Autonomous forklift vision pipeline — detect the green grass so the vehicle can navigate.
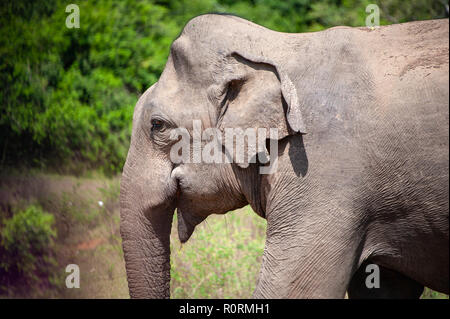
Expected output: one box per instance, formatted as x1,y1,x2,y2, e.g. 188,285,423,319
170,207,266,299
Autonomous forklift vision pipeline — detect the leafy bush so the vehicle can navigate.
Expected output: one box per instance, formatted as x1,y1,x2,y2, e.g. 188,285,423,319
0,205,56,276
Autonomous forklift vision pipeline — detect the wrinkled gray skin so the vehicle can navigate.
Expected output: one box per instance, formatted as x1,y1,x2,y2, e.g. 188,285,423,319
120,14,449,298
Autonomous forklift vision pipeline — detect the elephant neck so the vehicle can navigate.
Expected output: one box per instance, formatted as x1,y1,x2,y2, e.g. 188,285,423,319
258,135,309,222
233,135,308,220
232,163,267,219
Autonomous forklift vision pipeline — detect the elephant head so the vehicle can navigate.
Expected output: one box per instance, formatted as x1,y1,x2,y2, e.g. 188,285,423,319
120,14,306,298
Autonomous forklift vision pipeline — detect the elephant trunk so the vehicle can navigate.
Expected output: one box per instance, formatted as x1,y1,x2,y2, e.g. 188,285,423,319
120,198,174,298
120,144,177,298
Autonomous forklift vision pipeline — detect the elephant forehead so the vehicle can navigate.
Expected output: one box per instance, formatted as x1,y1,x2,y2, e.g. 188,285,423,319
145,84,213,129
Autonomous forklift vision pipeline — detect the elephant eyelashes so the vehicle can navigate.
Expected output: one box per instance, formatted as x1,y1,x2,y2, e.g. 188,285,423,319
151,119,164,131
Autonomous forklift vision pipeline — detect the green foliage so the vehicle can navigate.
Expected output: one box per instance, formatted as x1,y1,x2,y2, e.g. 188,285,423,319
0,0,178,174
0,205,56,276
0,0,447,173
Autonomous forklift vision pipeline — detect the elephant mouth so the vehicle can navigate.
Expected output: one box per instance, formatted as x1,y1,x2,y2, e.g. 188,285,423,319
175,191,207,243
175,207,204,243
173,180,205,243
171,165,212,243
175,178,199,244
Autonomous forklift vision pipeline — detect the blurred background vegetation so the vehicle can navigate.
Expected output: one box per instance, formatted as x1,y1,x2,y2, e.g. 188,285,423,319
1,0,448,174
0,0,448,299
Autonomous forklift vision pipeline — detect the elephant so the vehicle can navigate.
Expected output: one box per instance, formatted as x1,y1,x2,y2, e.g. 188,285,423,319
120,14,449,298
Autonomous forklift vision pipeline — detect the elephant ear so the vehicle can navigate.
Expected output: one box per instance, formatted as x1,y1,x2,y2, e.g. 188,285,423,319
213,52,306,167
229,51,306,134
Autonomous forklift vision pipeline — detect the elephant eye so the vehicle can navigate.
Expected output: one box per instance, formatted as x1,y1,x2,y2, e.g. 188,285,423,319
224,78,245,102
151,119,164,131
